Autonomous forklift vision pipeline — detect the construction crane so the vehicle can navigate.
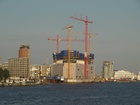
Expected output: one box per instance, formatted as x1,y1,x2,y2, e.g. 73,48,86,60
48,35,61,53
72,32,98,54
48,35,84,53
63,25,73,79
70,16,93,78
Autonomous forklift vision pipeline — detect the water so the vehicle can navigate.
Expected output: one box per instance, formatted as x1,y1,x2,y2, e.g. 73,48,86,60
0,82,140,105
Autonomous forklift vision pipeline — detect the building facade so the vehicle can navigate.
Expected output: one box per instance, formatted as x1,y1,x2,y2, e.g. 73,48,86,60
51,61,94,80
8,57,30,78
40,65,50,77
8,45,30,79
30,64,40,79
50,50,95,82
102,61,114,80
30,64,50,80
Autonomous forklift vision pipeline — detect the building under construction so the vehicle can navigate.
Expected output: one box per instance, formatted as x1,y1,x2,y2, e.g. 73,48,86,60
48,16,95,83
50,50,95,82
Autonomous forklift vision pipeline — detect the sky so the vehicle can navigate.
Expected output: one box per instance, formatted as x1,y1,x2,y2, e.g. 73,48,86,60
0,0,140,74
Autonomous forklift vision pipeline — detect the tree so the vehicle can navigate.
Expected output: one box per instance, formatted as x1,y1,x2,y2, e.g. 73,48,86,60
3,69,10,82
0,68,3,82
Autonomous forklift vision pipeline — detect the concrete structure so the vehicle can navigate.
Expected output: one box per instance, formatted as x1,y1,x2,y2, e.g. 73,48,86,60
102,61,114,80
114,70,134,80
51,60,94,80
8,57,30,78
50,50,95,82
18,45,30,58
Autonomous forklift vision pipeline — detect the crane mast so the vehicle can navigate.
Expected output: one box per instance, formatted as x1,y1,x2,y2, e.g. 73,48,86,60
48,35,60,53
70,16,93,78
64,25,73,79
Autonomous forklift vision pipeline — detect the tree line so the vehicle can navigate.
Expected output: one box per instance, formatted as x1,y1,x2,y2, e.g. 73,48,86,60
0,68,10,82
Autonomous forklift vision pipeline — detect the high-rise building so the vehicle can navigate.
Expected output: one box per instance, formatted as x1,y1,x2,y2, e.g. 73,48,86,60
102,61,114,79
8,45,30,79
8,57,30,78
18,45,30,58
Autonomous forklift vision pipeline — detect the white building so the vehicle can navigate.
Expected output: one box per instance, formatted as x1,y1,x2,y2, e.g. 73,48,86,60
137,71,140,80
30,64,40,79
30,64,50,79
114,70,134,80
40,65,50,77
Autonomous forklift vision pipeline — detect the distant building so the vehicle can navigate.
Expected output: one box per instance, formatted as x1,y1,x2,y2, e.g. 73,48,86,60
8,57,30,78
114,70,134,80
1,62,8,70
30,64,50,80
30,64,40,79
8,45,30,79
40,65,50,77
137,71,140,80
102,61,114,79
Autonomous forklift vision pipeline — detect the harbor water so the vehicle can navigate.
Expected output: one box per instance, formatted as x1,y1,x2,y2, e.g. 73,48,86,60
0,82,140,105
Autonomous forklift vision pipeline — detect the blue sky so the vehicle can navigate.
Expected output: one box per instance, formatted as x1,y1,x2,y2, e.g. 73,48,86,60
0,0,140,74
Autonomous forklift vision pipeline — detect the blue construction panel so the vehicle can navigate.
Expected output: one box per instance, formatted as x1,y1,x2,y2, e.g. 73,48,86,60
73,50,77,56
61,50,68,56
56,53,62,60
90,54,94,59
79,53,84,59
92,54,94,59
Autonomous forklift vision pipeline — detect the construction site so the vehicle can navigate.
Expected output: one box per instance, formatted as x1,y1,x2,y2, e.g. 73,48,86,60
47,16,96,83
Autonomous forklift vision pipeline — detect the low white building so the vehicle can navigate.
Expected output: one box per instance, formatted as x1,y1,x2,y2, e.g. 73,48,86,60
30,64,40,79
114,70,134,80
30,64,50,79
137,71,140,80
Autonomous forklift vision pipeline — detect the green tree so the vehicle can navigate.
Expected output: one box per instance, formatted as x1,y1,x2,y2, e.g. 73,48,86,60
0,68,3,82
3,69,10,82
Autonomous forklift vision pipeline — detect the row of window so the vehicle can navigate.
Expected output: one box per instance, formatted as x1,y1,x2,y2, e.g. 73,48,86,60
77,67,93,71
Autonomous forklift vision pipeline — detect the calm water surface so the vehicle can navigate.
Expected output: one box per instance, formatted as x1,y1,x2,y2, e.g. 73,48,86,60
0,82,140,105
